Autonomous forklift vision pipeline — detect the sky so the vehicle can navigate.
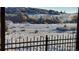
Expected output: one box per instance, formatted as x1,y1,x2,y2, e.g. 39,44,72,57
36,7,78,13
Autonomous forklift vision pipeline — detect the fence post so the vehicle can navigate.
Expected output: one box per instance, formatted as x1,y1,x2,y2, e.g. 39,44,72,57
76,7,79,51
45,35,48,51
1,7,5,51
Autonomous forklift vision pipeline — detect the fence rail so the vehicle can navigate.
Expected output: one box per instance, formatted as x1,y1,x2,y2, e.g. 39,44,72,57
0,33,77,51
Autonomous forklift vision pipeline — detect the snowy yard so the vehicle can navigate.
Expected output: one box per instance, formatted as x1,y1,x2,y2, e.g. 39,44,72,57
5,23,77,51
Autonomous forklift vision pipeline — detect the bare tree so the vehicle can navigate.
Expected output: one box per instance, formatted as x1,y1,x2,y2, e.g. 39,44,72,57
18,12,29,23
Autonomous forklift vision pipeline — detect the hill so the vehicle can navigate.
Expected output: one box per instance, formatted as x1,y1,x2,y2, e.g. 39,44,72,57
5,7,65,15
5,7,77,24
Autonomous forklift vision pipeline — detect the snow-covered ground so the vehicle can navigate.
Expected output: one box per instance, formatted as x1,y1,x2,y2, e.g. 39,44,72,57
6,21,77,33
5,22,77,51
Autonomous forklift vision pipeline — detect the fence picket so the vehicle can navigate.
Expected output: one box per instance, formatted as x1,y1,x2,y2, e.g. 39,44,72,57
3,33,76,51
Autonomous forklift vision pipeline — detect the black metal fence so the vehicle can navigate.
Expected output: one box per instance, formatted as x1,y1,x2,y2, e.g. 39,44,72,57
0,33,76,51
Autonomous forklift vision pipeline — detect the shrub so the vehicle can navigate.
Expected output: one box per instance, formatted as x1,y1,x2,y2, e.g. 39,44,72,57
35,30,38,33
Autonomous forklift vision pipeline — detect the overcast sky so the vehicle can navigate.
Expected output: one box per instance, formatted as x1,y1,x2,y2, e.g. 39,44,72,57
36,7,78,13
